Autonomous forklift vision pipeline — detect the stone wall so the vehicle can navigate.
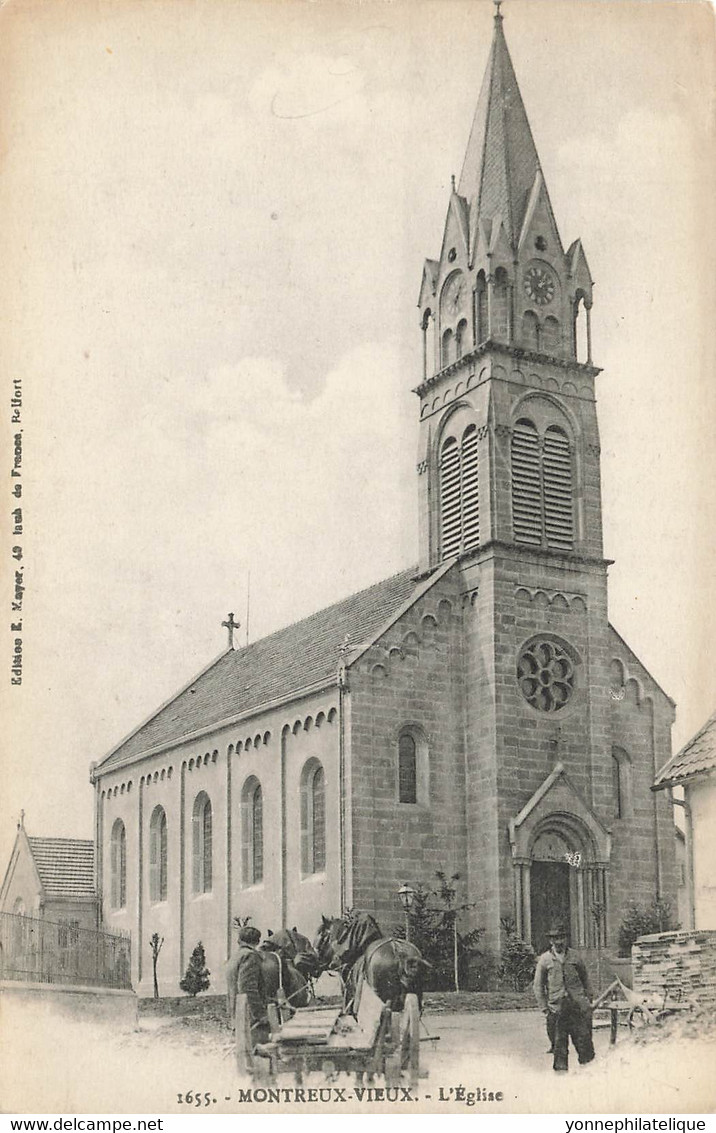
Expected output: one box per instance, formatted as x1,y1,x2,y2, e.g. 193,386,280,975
0,980,138,1027
632,929,716,1011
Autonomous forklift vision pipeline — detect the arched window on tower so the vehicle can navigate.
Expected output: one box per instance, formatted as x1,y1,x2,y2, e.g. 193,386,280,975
241,777,263,886
192,791,212,894
511,417,574,551
149,806,168,903
300,760,326,875
441,328,454,368
439,424,480,559
475,272,488,344
542,315,560,355
455,318,468,360
110,818,127,910
574,293,589,363
421,308,435,381
493,267,510,340
521,310,540,351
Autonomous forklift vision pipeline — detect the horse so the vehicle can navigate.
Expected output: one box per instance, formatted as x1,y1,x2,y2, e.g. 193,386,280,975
262,927,322,984
314,911,429,1013
226,927,318,1031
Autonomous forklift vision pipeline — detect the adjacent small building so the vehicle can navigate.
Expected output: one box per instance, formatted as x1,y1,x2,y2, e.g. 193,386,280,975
0,819,98,930
0,819,133,991
654,712,716,931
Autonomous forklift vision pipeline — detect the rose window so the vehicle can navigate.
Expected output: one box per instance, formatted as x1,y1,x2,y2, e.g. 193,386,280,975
517,638,576,712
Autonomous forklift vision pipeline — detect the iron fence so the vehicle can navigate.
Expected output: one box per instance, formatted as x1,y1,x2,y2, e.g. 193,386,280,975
0,911,132,990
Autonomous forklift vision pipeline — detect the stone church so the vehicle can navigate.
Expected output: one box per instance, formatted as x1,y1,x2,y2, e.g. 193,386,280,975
90,9,677,996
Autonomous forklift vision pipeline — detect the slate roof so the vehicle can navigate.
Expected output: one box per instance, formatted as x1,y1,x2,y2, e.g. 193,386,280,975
98,566,423,771
458,11,544,249
28,837,95,899
654,711,716,789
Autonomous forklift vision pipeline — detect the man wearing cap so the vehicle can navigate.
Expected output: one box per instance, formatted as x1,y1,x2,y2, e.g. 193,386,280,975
533,920,595,1072
226,925,270,1045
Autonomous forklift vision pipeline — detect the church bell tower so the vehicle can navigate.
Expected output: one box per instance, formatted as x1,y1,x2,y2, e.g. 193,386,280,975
416,6,623,952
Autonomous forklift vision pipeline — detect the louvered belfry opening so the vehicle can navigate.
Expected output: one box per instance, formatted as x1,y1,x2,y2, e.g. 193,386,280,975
543,426,574,550
439,424,480,559
511,418,574,550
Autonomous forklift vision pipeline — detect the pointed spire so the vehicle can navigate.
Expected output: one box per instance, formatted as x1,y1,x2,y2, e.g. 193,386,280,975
459,7,546,250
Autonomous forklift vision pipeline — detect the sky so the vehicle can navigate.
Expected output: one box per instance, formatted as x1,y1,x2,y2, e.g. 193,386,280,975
1,0,715,872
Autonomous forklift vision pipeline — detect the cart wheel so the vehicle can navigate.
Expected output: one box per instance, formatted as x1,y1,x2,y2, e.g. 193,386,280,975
235,993,255,1077
400,994,420,1088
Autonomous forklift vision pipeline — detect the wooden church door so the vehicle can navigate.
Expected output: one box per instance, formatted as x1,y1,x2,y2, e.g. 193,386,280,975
530,860,571,953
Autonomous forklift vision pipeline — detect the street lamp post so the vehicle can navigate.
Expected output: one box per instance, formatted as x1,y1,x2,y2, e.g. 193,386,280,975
398,882,415,943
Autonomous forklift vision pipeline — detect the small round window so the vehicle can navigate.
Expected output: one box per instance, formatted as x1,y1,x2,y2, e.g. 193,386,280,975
517,637,577,712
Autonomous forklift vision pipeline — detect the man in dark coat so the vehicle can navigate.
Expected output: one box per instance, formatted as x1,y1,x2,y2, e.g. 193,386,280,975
226,925,270,1045
533,920,595,1072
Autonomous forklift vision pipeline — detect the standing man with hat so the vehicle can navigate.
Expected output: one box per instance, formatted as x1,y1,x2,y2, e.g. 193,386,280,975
226,925,270,1045
533,920,595,1072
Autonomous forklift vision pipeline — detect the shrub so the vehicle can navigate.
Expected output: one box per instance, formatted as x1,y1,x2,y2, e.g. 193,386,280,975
465,948,501,991
500,929,536,991
180,941,211,996
617,898,678,957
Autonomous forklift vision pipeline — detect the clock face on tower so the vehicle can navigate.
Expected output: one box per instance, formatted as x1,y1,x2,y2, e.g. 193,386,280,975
443,274,466,317
523,265,556,306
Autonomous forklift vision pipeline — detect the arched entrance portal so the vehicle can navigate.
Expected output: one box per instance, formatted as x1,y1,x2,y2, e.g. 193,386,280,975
508,764,612,952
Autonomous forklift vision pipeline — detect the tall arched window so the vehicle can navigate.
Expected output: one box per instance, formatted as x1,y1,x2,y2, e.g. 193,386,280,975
397,727,428,806
440,423,480,559
149,806,168,903
110,819,127,910
398,734,417,804
300,760,326,875
611,747,631,818
511,418,574,551
241,778,263,886
192,792,212,894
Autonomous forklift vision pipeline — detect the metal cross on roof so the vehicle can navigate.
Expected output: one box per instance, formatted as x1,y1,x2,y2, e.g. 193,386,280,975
222,612,240,650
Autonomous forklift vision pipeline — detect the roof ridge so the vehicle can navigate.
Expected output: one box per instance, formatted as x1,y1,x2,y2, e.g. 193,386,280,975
230,564,419,659
96,563,421,773
28,836,93,846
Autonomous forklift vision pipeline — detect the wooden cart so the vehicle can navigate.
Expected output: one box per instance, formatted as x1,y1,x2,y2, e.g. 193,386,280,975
235,984,422,1087
592,976,703,1044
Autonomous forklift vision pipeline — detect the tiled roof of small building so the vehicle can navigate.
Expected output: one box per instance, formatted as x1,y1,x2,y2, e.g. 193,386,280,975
28,837,95,899
98,565,423,771
654,711,716,788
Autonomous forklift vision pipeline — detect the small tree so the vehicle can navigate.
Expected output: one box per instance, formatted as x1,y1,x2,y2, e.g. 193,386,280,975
618,898,677,957
149,933,164,1000
180,941,211,996
394,871,485,991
